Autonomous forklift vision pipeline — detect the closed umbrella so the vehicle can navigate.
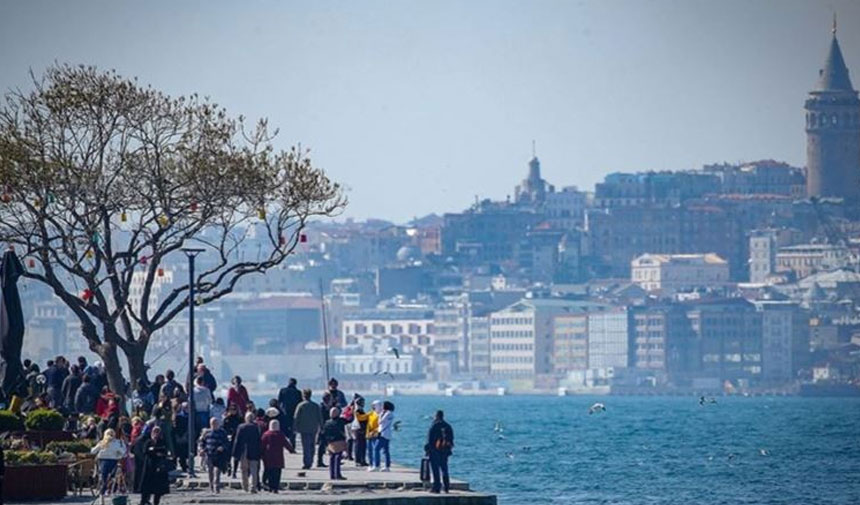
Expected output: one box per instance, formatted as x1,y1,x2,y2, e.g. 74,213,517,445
0,250,26,401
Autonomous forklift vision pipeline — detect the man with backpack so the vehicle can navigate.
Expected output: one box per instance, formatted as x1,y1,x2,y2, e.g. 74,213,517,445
425,410,454,494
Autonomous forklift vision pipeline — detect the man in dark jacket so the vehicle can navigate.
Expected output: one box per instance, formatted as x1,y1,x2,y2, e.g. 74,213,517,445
292,389,322,470
61,365,82,413
277,378,301,447
233,412,262,493
74,374,98,415
425,410,454,494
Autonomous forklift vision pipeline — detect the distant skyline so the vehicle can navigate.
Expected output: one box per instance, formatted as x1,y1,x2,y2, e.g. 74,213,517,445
1,0,859,222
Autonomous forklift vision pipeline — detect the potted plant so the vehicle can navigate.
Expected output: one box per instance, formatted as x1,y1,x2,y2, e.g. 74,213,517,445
2,450,67,501
24,409,71,447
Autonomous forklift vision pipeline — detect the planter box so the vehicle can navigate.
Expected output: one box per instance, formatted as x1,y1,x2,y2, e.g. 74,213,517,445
2,464,67,501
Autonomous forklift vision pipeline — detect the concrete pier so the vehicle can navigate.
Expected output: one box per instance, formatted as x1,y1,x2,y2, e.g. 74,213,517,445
168,449,495,504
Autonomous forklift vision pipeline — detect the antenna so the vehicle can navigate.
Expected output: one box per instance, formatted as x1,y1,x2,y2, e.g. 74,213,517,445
833,12,837,35
531,139,536,158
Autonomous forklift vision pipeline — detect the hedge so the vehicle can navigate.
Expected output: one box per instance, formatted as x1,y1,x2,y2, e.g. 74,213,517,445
24,409,65,431
0,410,25,432
45,439,94,454
4,450,59,466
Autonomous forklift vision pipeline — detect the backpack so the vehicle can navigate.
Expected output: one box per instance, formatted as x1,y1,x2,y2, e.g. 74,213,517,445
434,425,452,451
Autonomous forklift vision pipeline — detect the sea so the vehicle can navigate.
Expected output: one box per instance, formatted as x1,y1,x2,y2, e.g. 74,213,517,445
253,395,860,505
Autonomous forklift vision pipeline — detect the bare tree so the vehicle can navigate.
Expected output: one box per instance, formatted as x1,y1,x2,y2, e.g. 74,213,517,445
0,64,345,395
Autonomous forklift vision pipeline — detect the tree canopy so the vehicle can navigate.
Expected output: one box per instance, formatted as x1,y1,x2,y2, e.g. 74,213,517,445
0,64,345,394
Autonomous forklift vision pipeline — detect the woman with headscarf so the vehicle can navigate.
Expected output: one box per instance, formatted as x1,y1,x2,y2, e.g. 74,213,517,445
260,419,294,493
139,425,170,505
90,428,128,496
322,407,348,480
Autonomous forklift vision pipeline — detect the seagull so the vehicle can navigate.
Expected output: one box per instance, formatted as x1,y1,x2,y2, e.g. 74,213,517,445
699,396,706,406
759,449,769,457
496,434,506,441
504,452,515,460
387,347,400,359
373,370,396,380
588,402,606,415
493,421,504,433
727,453,736,462
520,446,532,452
393,420,402,432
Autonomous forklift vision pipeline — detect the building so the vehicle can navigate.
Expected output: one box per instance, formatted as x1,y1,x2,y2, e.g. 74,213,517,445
587,307,630,369
705,161,806,197
442,200,541,265
753,301,810,384
630,304,697,382
551,313,589,373
332,351,425,380
467,312,492,376
341,308,435,372
775,243,851,279
544,186,587,230
515,153,554,206
805,21,860,200
686,299,763,383
631,253,730,293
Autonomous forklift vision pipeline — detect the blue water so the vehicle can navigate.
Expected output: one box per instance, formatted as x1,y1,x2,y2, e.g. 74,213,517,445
256,395,860,505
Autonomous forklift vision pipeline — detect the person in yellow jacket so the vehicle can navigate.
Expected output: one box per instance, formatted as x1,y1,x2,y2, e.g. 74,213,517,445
359,400,382,471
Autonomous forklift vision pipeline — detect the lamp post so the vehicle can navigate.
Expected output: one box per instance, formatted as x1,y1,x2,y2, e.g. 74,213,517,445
181,247,204,477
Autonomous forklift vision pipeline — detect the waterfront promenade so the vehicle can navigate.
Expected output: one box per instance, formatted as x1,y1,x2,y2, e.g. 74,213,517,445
20,449,495,505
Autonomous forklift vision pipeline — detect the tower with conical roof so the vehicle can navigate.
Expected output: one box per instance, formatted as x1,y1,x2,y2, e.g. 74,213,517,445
514,141,554,206
805,16,860,200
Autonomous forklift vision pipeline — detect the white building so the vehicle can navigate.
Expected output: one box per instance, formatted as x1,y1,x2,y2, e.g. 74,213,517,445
332,351,424,379
341,308,435,373
631,253,729,292
776,243,851,280
544,186,587,230
489,298,608,378
587,307,629,369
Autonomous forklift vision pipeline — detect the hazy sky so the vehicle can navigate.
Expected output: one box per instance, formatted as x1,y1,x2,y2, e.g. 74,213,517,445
1,1,859,222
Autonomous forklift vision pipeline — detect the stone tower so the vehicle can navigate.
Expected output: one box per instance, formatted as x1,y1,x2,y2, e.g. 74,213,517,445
805,18,860,200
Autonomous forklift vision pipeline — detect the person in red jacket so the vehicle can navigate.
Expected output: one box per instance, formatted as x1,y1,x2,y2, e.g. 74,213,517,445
260,420,294,493
227,376,249,413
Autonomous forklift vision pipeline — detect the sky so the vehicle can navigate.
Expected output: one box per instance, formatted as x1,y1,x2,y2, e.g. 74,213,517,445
1,0,859,223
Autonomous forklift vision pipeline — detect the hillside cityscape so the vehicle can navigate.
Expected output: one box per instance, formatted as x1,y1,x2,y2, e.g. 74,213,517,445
16,23,860,399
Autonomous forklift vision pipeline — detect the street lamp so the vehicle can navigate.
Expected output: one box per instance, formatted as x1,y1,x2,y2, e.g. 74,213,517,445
181,247,204,477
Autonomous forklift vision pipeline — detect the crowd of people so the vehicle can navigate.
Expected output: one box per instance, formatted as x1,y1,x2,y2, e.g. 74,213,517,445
10,354,456,498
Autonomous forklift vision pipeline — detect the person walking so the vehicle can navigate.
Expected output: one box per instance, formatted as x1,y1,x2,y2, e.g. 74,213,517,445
425,410,454,494
363,400,381,471
202,417,230,493
292,389,322,470
139,426,170,505
277,378,302,447
322,407,348,480
227,376,249,414
261,419,294,493
374,401,395,472
233,412,262,493
90,428,127,496
192,377,212,436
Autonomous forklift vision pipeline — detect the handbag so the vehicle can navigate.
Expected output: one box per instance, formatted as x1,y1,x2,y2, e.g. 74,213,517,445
420,457,431,483
327,440,348,454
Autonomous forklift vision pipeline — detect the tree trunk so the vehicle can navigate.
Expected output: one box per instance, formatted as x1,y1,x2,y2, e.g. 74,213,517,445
95,342,126,401
125,345,147,392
